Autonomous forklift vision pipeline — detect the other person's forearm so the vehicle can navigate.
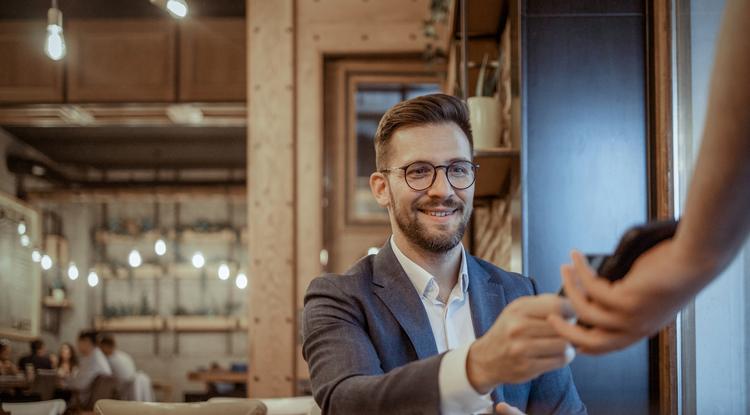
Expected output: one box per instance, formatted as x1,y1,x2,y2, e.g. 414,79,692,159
674,0,750,279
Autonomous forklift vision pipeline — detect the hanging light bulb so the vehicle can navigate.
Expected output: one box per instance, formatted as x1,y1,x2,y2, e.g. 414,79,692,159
44,0,66,61
128,249,142,268
191,252,205,269
235,272,248,289
31,250,42,263
17,220,26,235
87,270,99,287
217,263,230,280
41,254,53,270
67,262,79,280
150,0,188,19
154,239,167,256
20,235,30,247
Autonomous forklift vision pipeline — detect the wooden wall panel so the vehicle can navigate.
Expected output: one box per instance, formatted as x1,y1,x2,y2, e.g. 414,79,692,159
179,18,246,102
246,0,296,398
66,20,175,102
0,21,63,103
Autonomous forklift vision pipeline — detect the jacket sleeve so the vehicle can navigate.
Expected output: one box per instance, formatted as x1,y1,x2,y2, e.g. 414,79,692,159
303,277,444,415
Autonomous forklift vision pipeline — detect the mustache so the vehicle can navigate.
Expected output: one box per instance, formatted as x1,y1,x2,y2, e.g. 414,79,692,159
415,197,464,211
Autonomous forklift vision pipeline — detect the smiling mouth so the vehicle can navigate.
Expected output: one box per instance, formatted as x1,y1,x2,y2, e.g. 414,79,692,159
419,209,458,217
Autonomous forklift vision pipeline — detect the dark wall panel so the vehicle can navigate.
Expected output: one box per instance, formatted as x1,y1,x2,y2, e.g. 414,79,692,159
522,1,652,414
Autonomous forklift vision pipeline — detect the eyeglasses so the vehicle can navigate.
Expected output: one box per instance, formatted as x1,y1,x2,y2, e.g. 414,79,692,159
380,160,479,191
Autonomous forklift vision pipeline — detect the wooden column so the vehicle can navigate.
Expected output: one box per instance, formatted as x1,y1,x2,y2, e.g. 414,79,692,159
247,0,297,397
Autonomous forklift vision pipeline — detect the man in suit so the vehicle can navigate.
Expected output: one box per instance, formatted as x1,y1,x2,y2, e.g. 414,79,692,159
303,93,585,414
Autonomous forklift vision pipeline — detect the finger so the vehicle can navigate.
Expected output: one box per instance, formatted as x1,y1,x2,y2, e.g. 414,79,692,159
561,266,627,330
524,338,570,358
513,293,575,319
510,319,560,338
495,402,526,415
570,251,629,311
547,313,631,354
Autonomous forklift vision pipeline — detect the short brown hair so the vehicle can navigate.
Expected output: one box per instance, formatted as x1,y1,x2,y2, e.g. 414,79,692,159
374,93,473,170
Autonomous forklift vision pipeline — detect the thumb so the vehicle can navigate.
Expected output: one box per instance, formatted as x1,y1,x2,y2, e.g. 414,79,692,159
495,402,526,415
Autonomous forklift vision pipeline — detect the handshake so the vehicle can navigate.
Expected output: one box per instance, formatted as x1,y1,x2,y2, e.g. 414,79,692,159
467,294,576,394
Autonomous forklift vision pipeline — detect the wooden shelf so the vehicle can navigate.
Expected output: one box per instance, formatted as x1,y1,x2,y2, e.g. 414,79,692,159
95,229,164,245
42,297,72,309
473,147,519,198
179,229,237,244
168,316,240,332
95,316,165,332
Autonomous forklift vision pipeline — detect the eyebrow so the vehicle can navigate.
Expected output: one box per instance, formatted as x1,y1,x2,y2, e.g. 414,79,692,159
399,157,473,166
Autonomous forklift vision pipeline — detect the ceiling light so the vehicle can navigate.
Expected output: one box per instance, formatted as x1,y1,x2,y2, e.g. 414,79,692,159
191,252,205,269
150,0,189,19
44,1,66,60
128,249,142,268
31,250,42,262
218,263,230,280
67,262,79,280
20,235,30,247
41,255,53,270
154,239,167,256
235,272,247,289
87,271,99,287
17,220,26,235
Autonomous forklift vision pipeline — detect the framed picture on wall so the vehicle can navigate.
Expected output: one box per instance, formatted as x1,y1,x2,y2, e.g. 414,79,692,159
0,191,41,340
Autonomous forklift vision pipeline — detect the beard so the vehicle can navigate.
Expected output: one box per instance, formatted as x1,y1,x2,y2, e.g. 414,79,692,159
390,188,472,254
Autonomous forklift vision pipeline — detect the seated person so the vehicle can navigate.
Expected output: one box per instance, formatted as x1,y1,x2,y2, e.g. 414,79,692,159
65,330,112,404
303,94,585,414
18,339,53,371
99,335,136,400
0,339,19,376
56,342,78,380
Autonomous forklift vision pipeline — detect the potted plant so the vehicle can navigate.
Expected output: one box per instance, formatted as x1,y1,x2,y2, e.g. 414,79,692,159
467,53,503,149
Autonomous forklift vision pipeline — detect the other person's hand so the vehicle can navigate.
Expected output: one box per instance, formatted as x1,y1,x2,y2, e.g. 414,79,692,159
548,242,707,354
467,294,576,392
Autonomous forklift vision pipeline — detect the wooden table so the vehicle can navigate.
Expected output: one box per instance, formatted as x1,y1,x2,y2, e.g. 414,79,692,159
187,371,247,384
0,375,29,389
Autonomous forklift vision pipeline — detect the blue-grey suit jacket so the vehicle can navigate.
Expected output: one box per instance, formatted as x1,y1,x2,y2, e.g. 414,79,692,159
303,242,586,414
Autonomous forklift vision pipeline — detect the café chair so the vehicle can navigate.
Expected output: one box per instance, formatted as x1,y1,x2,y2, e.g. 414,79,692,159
0,399,66,415
93,399,267,415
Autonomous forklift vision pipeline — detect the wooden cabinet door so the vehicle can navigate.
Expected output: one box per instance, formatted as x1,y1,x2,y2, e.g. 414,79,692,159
66,19,176,102
179,18,246,102
0,21,64,103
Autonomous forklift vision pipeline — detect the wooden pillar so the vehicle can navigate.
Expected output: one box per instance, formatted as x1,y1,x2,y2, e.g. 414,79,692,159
246,0,297,397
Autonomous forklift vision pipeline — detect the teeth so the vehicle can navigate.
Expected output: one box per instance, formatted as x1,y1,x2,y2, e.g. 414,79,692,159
426,211,452,217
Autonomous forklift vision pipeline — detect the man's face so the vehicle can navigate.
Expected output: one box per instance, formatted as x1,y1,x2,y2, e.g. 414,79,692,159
373,122,474,253
77,339,93,356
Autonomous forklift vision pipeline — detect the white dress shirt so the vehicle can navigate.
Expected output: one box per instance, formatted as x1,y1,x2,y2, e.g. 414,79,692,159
390,237,493,415
66,347,112,404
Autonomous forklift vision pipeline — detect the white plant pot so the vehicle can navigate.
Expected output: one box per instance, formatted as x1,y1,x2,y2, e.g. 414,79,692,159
467,96,502,149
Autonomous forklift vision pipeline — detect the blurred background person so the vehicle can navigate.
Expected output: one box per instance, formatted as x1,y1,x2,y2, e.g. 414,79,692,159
99,334,136,400
55,342,78,380
17,339,53,372
0,339,19,376
64,330,112,404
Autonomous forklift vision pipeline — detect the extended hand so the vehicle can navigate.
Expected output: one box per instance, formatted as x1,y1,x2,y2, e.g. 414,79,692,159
467,294,576,392
548,241,706,354
495,402,526,415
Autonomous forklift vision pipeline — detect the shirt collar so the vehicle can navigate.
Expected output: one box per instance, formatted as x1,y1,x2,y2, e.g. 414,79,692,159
389,236,469,301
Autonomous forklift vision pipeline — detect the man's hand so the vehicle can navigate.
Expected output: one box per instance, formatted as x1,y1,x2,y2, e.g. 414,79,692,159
495,402,526,415
548,241,708,354
466,294,576,392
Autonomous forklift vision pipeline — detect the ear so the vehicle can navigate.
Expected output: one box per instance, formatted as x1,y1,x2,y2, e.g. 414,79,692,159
370,172,391,208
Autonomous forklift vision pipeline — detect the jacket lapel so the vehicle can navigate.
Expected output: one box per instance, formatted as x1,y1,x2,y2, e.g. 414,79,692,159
467,255,508,403
372,242,438,360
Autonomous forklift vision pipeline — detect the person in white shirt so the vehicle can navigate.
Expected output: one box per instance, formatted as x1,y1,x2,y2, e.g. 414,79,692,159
303,94,585,415
66,331,112,405
99,335,136,400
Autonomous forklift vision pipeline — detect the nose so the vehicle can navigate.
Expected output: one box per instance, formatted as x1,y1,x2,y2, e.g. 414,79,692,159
426,167,455,198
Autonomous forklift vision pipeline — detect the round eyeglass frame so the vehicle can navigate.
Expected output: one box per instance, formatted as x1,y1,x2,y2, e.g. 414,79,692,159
380,160,479,191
